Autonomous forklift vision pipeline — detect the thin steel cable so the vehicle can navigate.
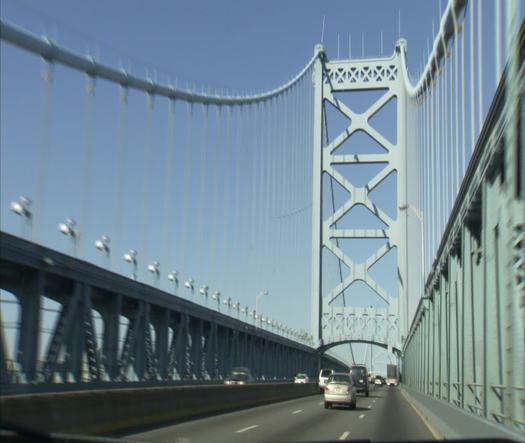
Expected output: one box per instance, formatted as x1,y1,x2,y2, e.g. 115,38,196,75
477,2,483,133
210,106,222,291
140,93,155,277
495,0,502,87
161,99,177,282
469,3,475,152
232,105,243,299
196,105,210,285
181,103,194,282
461,17,466,176
453,20,460,202
111,85,129,272
34,59,54,244
79,75,95,258
220,106,233,294
442,54,450,230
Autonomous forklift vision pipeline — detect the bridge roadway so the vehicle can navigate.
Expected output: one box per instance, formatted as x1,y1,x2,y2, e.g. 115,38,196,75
127,385,435,442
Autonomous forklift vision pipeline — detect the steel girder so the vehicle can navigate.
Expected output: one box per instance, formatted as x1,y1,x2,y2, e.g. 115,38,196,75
0,232,347,390
311,43,408,356
402,40,524,435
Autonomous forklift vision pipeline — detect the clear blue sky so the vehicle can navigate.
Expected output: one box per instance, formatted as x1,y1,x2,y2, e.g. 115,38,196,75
1,0,459,371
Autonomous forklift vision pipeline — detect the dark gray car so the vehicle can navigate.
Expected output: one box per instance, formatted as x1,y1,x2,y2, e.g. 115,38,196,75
349,365,369,397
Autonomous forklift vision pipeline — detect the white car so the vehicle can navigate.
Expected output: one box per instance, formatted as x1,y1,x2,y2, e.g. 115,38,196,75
324,373,357,409
318,368,334,393
294,373,310,383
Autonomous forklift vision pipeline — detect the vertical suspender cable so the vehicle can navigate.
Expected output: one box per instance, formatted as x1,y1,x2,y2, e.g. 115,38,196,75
112,85,128,272
249,104,260,294
268,97,279,271
196,105,209,283
210,106,222,289
161,99,176,279
434,55,441,250
181,103,194,280
453,9,460,201
477,1,483,132
79,75,96,258
232,105,243,298
495,0,502,87
461,15,466,176
469,2,475,151
34,59,54,244
255,102,267,287
442,36,449,224
140,93,155,274
220,106,233,292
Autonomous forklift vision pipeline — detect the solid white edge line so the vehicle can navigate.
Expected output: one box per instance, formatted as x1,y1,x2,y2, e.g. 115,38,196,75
399,388,443,440
292,409,303,414
339,431,350,440
236,425,259,433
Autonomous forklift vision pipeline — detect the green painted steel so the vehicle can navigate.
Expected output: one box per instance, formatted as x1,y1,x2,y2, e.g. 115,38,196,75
402,20,525,435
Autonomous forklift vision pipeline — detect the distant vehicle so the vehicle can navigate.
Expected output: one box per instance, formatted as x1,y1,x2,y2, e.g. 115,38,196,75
224,367,253,385
349,365,369,397
323,372,357,409
386,364,398,386
318,368,334,393
294,373,310,383
374,375,384,385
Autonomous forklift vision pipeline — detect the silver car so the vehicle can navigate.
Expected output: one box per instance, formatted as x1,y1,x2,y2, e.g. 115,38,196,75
323,373,357,409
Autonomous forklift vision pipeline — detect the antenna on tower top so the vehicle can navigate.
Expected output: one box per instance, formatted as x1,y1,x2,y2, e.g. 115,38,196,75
321,15,326,43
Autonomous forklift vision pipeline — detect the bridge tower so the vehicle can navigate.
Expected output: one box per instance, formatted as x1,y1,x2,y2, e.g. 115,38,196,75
311,41,413,361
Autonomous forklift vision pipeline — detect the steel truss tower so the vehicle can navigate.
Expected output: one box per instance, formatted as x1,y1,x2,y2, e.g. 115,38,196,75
311,41,411,357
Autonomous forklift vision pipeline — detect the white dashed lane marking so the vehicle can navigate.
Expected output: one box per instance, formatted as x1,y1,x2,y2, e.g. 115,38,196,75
359,414,365,419
339,431,350,440
236,425,259,433
292,409,303,414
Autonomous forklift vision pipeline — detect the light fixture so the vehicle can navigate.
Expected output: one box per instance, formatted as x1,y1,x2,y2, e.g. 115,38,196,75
199,285,209,296
58,218,79,238
168,270,179,283
147,261,160,285
167,270,179,294
184,278,194,290
10,196,33,239
212,291,221,301
124,249,138,280
58,218,79,254
10,196,32,220
95,235,110,253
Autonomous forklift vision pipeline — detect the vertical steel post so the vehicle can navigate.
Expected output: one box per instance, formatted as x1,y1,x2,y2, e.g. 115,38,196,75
310,44,324,347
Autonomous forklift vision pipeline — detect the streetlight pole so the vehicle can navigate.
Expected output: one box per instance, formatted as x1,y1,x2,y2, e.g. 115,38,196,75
255,291,268,329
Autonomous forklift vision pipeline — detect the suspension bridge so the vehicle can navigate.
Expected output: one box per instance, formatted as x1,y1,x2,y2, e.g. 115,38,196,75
0,0,523,441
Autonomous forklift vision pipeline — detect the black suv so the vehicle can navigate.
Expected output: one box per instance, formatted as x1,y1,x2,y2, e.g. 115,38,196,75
349,365,369,397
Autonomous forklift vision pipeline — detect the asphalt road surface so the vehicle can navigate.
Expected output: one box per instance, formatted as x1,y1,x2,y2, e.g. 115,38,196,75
127,385,435,442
